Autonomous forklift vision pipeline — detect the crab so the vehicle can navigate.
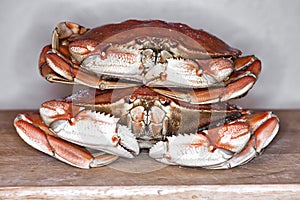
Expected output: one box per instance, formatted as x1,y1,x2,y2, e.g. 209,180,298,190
14,20,279,169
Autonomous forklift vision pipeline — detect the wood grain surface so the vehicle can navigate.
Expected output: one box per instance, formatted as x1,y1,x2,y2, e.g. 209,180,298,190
0,110,299,199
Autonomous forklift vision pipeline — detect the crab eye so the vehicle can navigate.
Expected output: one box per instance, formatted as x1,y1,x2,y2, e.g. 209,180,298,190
168,40,178,48
125,95,136,104
159,97,170,106
136,38,146,44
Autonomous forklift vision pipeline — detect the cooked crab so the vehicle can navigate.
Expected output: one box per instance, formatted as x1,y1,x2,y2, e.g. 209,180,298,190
14,20,279,169
39,20,260,104
14,86,279,169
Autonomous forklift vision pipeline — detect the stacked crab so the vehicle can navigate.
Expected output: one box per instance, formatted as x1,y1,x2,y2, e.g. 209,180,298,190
14,20,279,169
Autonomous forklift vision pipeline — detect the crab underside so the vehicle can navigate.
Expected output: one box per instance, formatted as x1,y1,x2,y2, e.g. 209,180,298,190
14,20,279,169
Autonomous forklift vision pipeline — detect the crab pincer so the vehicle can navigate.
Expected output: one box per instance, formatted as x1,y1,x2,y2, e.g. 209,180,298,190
149,111,279,169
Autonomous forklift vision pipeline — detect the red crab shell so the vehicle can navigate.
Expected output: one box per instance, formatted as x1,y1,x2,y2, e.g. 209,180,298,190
70,19,241,58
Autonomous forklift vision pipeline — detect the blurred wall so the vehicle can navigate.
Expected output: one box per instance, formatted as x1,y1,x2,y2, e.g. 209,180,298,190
1,0,299,109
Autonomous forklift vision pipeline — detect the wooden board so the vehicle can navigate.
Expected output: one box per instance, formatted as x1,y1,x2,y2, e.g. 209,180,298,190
0,110,299,199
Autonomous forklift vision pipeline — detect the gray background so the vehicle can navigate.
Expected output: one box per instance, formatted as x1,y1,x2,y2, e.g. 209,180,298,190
1,0,299,109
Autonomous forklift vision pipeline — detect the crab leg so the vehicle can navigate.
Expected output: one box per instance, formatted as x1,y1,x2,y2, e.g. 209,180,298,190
149,111,279,169
14,113,119,169
153,55,261,104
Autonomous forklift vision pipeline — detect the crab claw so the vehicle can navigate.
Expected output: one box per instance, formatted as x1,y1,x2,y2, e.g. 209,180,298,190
40,101,139,158
149,120,251,167
149,111,279,168
14,112,121,168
